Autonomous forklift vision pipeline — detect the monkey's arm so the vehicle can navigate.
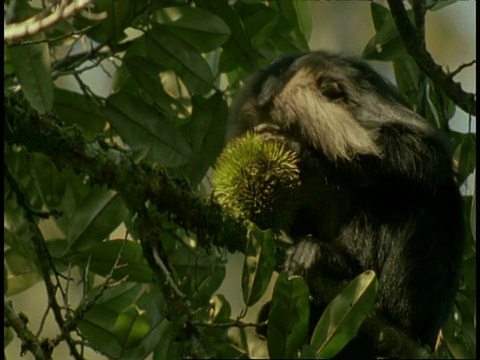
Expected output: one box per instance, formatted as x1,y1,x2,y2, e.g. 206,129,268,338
285,237,362,279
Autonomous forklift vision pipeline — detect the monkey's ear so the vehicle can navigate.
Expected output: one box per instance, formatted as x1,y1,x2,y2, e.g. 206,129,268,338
317,77,346,100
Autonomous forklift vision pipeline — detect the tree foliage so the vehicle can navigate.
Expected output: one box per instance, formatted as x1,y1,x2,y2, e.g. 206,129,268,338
4,0,475,359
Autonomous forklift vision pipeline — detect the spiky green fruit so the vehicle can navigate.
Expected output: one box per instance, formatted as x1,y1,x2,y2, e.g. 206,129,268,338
214,133,301,232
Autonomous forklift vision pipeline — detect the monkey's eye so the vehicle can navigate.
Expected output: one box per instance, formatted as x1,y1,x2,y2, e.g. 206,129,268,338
317,77,346,100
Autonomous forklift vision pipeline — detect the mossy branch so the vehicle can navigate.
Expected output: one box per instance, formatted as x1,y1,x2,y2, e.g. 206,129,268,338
5,91,246,253
4,297,53,360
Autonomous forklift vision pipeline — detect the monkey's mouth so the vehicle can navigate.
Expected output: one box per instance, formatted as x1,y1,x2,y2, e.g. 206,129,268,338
253,123,302,154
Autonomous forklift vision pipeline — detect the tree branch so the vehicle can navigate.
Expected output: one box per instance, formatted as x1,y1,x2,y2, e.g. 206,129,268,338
386,0,476,116
4,0,94,42
4,296,53,360
4,90,246,257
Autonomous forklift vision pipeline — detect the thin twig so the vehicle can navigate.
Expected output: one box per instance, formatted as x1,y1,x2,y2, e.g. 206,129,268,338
52,239,130,347
7,26,94,47
54,59,104,78
449,60,476,79
35,306,51,338
52,40,107,72
152,246,186,298
72,73,103,106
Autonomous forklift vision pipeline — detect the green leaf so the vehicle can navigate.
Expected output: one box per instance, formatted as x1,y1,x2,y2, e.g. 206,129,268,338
370,1,391,31
155,7,230,52
114,305,151,349
237,3,280,49
65,187,128,252
363,22,405,61
153,320,182,360
167,236,226,308
441,291,476,358
65,240,153,283
178,92,228,186
4,267,8,294
197,320,248,358
209,294,232,323
124,56,189,118
272,0,312,42
300,344,317,359
241,227,276,307
3,199,39,271
4,249,40,295
268,271,309,359
392,55,422,107
53,88,107,138
45,239,70,273
252,1,310,56
74,0,149,43
291,0,313,42
54,170,92,235
311,270,378,358
453,133,476,186
195,0,257,73
425,79,456,129
4,327,14,348
145,24,214,95
28,152,69,210
111,37,149,93
363,3,410,61
79,285,165,359
235,1,309,60
78,283,144,357
8,34,53,114
106,91,192,166
270,17,310,54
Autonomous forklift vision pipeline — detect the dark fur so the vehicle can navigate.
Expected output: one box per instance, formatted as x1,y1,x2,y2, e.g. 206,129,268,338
229,51,464,353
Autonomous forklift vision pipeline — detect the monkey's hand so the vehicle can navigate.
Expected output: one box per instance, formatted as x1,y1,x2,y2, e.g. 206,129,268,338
285,237,321,275
285,237,361,279
253,123,302,154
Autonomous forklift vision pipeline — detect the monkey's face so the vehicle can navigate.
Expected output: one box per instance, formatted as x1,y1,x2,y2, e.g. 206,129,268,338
229,51,426,163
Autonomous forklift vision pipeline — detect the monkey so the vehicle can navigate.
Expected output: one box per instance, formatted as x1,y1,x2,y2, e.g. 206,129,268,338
227,50,465,356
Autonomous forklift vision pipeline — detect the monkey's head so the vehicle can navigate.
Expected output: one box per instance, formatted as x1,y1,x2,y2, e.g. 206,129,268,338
227,51,446,239
228,51,430,162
